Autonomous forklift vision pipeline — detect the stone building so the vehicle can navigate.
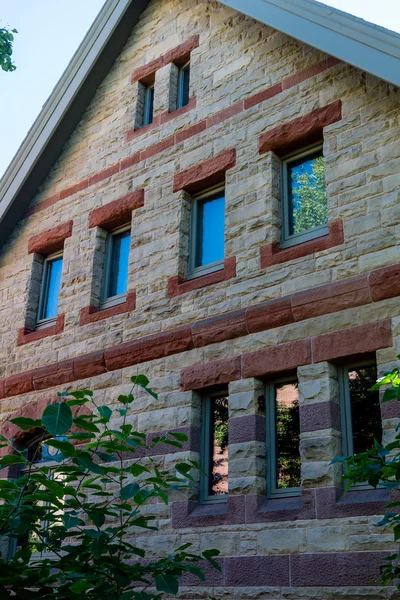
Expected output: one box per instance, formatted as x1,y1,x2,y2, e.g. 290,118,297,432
1,0,400,596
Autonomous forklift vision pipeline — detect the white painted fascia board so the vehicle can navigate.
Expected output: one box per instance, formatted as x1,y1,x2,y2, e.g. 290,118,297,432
219,0,400,87
0,0,132,224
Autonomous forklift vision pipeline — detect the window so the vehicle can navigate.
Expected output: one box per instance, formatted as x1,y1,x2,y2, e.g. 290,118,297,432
177,61,190,109
143,84,155,126
339,363,382,457
266,379,301,498
8,437,65,559
200,392,229,504
188,185,225,279
37,253,63,330
281,144,328,248
101,226,131,309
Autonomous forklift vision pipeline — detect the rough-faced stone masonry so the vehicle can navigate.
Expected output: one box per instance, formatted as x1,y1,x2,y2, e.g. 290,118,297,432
1,0,400,597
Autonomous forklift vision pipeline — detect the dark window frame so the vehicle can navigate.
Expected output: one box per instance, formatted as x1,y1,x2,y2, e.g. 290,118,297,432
100,224,131,310
199,391,229,505
265,377,302,499
36,251,63,331
188,184,225,280
281,142,328,249
177,60,190,109
143,83,155,126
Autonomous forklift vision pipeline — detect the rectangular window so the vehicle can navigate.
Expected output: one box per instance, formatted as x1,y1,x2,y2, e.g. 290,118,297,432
266,379,301,498
143,84,155,126
200,392,229,504
281,144,328,248
177,61,190,109
188,186,225,279
36,253,63,330
101,227,131,309
339,363,382,457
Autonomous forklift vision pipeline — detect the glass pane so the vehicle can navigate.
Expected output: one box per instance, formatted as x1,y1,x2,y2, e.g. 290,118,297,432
195,193,225,268
288,151,328,236
107,230,130,299
348,365,382,454
144,86,154,125
209,395,229,496
275,382,301,489
179,64,190,108
41,257,63,320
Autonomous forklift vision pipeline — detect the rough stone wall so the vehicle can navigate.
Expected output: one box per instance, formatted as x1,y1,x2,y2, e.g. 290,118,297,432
1,0,400,597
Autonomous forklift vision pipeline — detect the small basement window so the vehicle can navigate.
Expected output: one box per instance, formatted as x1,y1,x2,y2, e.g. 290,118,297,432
200,392,229,504
36,253,63,330
177,60,190,109
188,185,225,279
281,144,328,247
101,226,131,309
266,378,301,498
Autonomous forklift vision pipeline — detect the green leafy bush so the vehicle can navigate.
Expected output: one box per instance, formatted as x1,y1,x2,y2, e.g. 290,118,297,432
0,27,17,72
0,375,220,599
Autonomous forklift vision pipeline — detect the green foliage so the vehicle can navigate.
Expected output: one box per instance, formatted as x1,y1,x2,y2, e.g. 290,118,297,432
291,155,328,235
0,27,17,72
0,376,220,599
336,356,400,587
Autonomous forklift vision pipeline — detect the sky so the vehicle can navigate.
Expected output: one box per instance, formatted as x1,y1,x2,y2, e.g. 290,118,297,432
0,0,399,179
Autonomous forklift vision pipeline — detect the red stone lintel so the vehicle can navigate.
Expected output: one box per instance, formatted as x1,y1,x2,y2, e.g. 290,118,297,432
173,148,236,194
168,257,236,298
242,339,312,380
28,221,73,255
181,356,241,392
260,219,344,268
17,315,65,346
312,320,392,363
88,190,144,230
130,35,200,84
259,99,342,157
79,291,136,325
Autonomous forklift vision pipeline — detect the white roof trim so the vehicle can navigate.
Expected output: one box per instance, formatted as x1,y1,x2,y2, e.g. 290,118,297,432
220,0,400,87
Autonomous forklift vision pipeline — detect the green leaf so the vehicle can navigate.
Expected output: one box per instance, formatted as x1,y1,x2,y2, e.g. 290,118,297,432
9,417,42,430
90,538,105,558
202,549,221,571
62,513,84,530
73,417,100,433
169,432,188,442
121,482,140,500
382,388,400,403
42,403,73,436
155,574,179,595
70,581,93,594
132,593,154,600
131,375,149,387
0,454,26,467
98,406,112,421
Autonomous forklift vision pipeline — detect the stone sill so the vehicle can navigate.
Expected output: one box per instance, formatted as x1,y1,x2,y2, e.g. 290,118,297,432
79,291,136,325
127,96,196,142
17,315,65,346
168,257,236,298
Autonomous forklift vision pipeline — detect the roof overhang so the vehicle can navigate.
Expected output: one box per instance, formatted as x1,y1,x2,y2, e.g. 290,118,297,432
1,0,399,250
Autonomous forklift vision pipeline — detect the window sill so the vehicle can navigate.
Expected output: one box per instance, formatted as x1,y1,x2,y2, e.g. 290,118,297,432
172,495,245,529
127,96,196,142
245,489,316,523
17,315,65,346
315,486,389,519
167,257,236,298
79,290,136,325
260,219,344,268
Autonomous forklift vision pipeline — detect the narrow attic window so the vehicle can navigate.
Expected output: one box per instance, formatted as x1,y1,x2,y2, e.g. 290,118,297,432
36,253,63,330
176,60,190,109
143,83,155,126
281,144,328,248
